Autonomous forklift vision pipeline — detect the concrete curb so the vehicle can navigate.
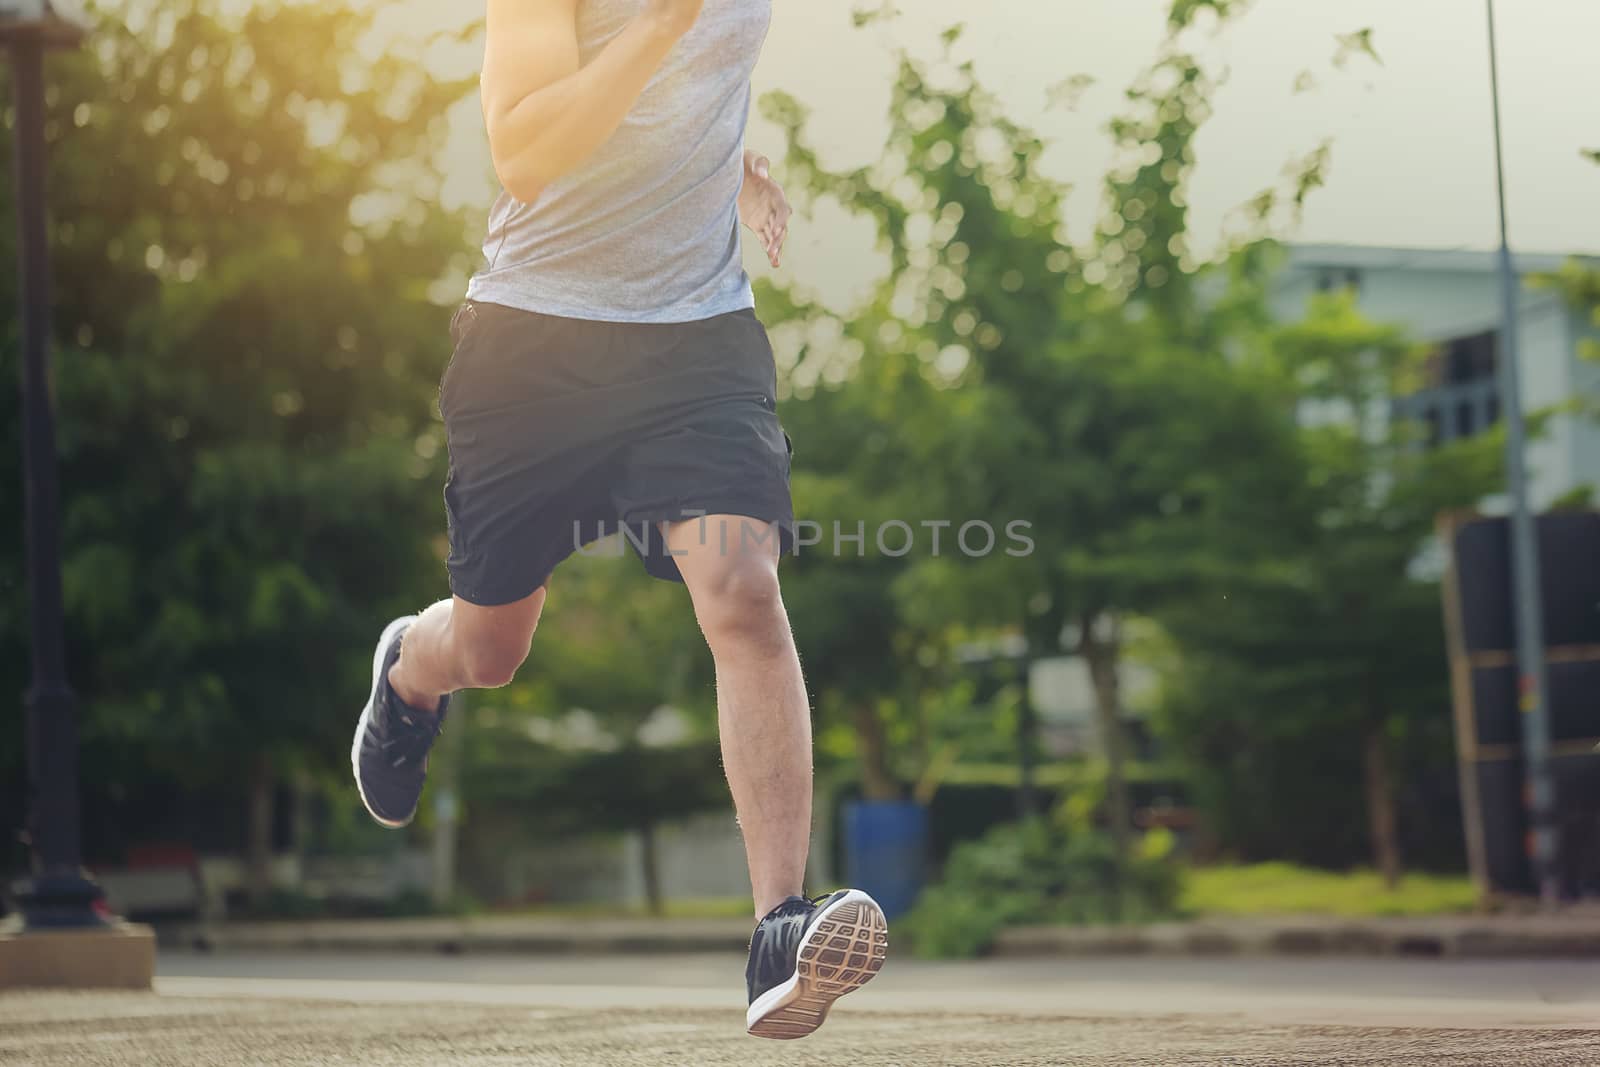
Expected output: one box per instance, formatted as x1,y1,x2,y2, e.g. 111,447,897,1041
162,916,754,956
991,915,1600,959
164,913,1600,960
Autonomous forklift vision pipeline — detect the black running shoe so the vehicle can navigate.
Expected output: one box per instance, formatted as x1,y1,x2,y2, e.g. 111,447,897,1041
745,888,888,1040
351,616,450,828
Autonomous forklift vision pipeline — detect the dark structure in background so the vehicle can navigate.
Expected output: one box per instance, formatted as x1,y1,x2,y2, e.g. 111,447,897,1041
1442,512,1600,899
3,0,108,930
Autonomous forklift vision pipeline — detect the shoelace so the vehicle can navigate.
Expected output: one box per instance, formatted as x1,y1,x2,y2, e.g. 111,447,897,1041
378,702,444,771
761,895,827,925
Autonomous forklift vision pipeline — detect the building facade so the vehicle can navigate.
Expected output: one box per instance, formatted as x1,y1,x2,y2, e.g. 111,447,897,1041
1270,244,1600,507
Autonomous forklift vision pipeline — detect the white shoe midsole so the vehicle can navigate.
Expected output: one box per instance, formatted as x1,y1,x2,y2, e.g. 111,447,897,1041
350,615,416,829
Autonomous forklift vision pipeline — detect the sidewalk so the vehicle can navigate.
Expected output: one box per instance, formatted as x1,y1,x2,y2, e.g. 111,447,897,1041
994,912,1600,959
165,911,1600,958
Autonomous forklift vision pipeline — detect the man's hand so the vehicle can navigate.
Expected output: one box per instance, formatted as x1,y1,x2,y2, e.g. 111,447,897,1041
739,153,792,269
643,0,704,39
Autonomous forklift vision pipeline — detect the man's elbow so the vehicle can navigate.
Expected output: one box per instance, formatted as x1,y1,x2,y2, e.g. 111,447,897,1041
500,170,547,206
485,110,551,203
490,147,547,205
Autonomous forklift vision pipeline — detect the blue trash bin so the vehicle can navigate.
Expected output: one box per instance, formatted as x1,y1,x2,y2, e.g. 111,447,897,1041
842,800,929,920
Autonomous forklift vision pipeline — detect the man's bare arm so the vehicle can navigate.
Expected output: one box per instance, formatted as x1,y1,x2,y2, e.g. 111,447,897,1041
481,0,703,203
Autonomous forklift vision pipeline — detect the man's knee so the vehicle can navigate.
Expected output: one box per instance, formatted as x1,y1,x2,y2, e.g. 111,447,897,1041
452,592,543,689
458,630,534,689
693,557,788,650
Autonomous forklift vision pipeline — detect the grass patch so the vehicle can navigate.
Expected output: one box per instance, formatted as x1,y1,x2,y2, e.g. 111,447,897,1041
1182,862,1477,918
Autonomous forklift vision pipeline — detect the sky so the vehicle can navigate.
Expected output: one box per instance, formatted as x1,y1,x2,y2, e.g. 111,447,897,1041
373,0,1600,308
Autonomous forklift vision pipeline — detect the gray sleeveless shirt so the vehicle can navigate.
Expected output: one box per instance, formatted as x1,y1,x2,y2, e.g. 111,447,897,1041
467,0,771,324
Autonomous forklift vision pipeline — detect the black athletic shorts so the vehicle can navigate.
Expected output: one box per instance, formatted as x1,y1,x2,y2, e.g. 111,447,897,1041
439,300,795,605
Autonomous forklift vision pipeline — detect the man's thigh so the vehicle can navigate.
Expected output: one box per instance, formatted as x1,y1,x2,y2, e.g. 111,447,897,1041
449,587,548,651
664,514,784,601
664,512,784,560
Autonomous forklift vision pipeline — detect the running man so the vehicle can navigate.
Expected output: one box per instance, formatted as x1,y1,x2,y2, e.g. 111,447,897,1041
349,0,887,1040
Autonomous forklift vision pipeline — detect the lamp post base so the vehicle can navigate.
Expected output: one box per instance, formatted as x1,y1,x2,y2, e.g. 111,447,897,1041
0,920,155,991
10,872,115,929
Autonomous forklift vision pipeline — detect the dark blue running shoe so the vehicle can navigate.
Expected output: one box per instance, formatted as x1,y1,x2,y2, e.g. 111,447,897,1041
746,889,888,1039
351,616,450,828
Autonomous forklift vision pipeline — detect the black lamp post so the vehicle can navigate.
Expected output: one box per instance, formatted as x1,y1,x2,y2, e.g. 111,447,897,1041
2,0,105,930
1484,0,1559,906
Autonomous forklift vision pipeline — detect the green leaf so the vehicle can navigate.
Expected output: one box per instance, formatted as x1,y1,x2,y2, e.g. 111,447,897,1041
1333,28,1382,68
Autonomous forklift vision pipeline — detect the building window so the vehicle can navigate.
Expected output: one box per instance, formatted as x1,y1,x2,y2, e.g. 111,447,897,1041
1317,268,1363,294
1394,330,1501,446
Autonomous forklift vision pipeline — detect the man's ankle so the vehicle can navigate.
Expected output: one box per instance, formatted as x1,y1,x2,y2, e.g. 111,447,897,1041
387,662,441,714
753,890,803,920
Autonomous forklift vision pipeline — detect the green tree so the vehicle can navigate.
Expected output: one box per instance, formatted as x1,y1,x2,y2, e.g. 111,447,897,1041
1156,292,1505,883
773,361,969,802
766,4,1316,891
0,0,476,894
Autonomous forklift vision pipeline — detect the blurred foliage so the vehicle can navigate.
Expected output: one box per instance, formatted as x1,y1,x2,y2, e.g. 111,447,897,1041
1154,292,1505,878
763,1,1516,895
900,784,1183,958
0,0,477,867
466,546,709,800
764,2,1416,892
232,884,481,921
0,0,1575,908
452,551,731,911
1536,254,1600,367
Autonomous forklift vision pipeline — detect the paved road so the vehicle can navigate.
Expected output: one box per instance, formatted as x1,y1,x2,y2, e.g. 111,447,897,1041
3,952,1598,1064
